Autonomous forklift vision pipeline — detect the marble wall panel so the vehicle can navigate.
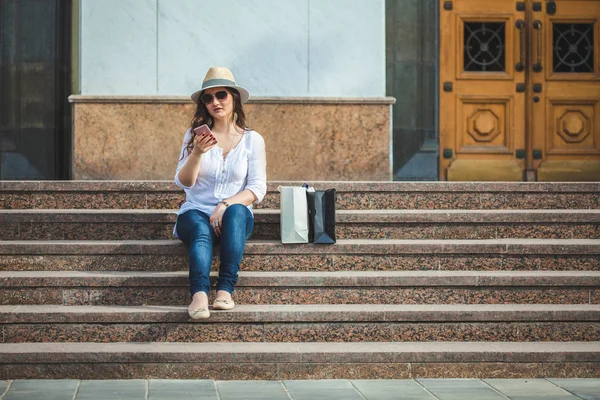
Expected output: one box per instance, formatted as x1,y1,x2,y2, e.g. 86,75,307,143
308,0,385,96
79,1,386,97
81,0,157,94
157,0,309,96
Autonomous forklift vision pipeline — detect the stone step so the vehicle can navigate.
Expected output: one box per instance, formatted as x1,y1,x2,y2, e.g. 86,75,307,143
2,181,599,210
2,271,598,306
1,341,598,379
2,209,598,240
0,304,598,344
2,239,599,272
4,304,597,323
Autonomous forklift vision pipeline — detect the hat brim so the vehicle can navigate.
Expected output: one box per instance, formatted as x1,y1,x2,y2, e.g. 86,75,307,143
191,84,250,104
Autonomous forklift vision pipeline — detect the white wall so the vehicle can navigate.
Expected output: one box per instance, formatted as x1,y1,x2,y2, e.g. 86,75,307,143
80,0,385,97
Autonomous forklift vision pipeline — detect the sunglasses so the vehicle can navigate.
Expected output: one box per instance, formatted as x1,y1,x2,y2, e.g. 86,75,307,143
201,90,228,105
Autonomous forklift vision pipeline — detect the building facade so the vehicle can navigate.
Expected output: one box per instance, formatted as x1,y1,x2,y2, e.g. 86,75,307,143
1,0,598,181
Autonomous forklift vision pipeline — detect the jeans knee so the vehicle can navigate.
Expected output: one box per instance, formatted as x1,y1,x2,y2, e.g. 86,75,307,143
223,204,249,221
177,210,213,244
190,230,212,246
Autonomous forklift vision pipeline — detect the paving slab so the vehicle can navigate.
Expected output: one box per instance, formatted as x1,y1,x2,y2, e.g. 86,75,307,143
548,379,600,400
1,379,600,400
148,380,218,400
417,379,508,400
4,380,78,400
75,380,146,400
352,380,437,399
484,379,580,400
216,380,289,400
0,381,9,397
283,380,363,400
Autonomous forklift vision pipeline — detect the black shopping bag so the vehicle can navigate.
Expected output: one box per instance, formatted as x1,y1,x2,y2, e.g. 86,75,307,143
307,188,336,244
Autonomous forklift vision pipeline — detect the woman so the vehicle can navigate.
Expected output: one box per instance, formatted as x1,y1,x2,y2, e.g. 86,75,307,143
174,67,267,319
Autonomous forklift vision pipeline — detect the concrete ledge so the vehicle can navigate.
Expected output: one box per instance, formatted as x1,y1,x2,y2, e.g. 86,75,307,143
4,361,598,379
2,209,600,224
68,95,397,105
3,182,598,211
2,271,599,288
2,209,599,241
71,101,392,180
1,304,599,324
1,342,598,364
1,239,599,256
2,181,600,193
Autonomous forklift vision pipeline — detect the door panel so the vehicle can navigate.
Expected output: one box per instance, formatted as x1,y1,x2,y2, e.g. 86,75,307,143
533,0,600,180
440,0,526,180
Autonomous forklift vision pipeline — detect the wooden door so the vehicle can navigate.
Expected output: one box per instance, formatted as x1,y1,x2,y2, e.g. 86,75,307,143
532,0,600,181
439,0,600,181
440,0,527,180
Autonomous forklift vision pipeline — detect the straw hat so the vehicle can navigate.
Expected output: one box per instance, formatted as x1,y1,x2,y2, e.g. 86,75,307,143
191,67,250,104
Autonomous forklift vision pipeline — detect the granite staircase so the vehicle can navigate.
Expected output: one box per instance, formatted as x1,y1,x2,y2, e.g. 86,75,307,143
0,181,599,380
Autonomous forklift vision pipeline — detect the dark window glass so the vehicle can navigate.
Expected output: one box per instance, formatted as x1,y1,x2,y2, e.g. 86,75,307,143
0,0,71,180
386,0,439,180
463,22,506,72
553,23,595,73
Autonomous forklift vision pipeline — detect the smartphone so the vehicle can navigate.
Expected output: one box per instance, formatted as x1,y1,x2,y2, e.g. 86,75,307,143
193,124,214,139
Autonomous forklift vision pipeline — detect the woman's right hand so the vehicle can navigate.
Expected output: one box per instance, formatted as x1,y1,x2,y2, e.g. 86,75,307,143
192,133,217,155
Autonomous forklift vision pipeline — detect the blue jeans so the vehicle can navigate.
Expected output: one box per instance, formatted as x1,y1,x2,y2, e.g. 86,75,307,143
176,205,254,296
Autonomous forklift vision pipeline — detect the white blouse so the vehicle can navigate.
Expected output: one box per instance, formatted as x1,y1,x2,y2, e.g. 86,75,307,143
173,128,267,235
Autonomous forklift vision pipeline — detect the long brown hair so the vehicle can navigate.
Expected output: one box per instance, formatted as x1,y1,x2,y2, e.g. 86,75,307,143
180,88,248,160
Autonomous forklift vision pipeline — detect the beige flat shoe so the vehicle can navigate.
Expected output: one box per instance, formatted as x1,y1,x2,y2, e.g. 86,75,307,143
188,307,210,320
213,298,235,310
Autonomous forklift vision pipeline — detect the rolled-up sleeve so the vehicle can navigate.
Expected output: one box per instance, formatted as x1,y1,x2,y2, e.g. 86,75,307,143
174,129,194,189
245,131,267,203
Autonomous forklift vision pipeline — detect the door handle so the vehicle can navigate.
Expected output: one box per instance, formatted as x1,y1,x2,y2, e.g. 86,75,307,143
533,20,543,72
515,20,526,72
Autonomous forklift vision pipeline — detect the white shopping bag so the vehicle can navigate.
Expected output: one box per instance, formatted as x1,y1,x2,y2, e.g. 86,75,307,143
278,186,309,243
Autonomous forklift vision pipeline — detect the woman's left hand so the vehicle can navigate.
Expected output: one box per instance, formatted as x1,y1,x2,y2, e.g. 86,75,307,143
210,203,227,236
